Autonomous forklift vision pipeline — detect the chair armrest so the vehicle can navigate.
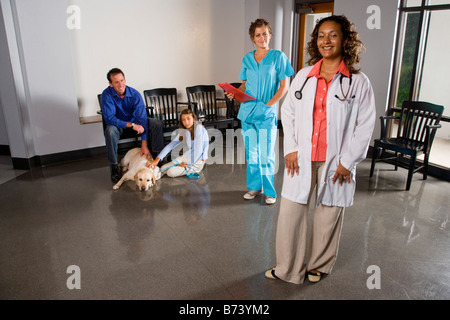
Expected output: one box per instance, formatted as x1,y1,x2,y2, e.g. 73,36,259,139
381,115,399,120
426,124,442,130
379,115,399,140
423,124,442,152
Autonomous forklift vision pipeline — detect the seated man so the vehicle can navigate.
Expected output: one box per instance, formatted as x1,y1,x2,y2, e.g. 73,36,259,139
101,68,164,182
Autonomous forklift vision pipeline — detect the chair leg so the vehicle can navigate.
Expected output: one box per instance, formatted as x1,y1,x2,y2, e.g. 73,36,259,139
406,156,416,191
394,152,399,171
423,152,429,181
370,146,381,177
370,150,376,177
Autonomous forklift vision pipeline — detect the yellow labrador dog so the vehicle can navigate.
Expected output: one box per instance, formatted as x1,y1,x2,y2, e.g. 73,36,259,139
113,148,161,191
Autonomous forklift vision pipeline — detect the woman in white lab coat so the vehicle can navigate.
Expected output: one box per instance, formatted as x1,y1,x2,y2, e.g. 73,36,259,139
265,15,376,284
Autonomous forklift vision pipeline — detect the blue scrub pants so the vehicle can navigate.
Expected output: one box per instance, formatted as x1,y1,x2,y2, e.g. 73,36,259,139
241,122,278,198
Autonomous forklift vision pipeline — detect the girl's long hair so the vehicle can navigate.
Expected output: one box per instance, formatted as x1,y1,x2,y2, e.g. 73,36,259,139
178,109,198,141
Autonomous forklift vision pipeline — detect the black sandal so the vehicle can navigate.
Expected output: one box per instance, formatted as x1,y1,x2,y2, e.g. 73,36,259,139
306,270,322,283
265,268,280,280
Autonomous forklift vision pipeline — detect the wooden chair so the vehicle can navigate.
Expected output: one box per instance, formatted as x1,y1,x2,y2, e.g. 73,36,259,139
186,85,234,129
222,82,242,128
369,101,444,190
142,88,190,136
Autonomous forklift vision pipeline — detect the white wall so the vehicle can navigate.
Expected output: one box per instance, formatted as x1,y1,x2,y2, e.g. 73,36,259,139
334,0,400,142
258,0,294,62
334,0,398,145
0,0,34,158
250,0,294,117
0,3,11,147
68,0,246,118
4,0,103,157
0,0,400,164
0,90,8,145
0,0,249,161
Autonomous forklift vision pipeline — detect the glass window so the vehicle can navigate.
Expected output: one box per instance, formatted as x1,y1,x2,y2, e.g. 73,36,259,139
418,10,450,143
405,0,423,7
427,0,450,5
396,12,420,107
391,2,450,170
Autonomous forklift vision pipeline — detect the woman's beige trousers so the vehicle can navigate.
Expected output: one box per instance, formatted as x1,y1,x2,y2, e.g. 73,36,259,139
274,161,345,284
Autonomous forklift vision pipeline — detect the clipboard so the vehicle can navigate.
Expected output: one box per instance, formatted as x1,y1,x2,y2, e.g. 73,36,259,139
218,83,256,102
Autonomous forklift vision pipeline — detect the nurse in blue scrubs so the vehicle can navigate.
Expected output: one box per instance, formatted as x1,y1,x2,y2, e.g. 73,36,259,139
226,19,294,205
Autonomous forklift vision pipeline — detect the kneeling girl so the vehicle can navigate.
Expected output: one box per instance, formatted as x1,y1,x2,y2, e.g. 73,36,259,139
148,109,209,177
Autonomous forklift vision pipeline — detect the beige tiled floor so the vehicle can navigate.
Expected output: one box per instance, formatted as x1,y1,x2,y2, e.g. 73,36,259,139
0,156,27,185
425,137,450,168
0,143,449,301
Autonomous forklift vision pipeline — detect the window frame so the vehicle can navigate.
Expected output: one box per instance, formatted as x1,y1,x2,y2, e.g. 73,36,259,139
389,0,450,123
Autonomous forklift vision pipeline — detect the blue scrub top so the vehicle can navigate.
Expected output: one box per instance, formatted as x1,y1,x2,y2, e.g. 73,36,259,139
237,49,294,125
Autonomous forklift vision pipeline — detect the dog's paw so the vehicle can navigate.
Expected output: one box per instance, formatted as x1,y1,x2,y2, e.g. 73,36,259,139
112,184,120,190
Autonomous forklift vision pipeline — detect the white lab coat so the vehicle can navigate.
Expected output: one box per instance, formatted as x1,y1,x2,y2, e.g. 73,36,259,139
281,66,376,207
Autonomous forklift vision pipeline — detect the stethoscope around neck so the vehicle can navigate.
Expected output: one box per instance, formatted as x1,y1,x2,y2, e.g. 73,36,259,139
295,73,355,101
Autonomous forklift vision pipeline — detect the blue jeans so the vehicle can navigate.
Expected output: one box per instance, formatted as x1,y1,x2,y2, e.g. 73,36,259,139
104,125,126,165
241,122,278,198
104,118,164,165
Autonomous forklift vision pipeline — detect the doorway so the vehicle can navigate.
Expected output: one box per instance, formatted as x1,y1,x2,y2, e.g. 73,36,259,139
296,2,334,71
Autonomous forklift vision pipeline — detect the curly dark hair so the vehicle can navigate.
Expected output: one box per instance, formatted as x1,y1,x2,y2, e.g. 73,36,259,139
306,15,364,73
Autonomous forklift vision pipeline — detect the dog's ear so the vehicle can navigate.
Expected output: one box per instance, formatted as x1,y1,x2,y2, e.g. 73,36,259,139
152,174,156,185
134,172,139,183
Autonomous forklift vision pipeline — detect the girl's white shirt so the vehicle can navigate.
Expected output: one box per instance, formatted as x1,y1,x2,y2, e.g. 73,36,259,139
156,122,209,166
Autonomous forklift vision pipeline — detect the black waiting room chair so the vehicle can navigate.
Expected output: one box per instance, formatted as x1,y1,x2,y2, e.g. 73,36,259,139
142,88,191,137
369,100,444,190
222,82,242,128
186,85,234,129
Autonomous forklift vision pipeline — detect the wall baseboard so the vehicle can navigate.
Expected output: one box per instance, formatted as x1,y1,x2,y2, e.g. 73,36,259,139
11,146,107,170
0,145,11,156
5,144,450,182
9,140,141,170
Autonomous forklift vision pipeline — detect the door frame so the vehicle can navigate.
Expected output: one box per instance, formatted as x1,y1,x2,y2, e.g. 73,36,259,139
293,1,334,72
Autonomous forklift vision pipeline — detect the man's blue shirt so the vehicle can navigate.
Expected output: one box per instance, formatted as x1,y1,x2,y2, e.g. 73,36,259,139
101,86,148,140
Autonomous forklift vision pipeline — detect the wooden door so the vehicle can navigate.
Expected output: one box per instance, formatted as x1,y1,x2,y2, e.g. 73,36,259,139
297,2,334,71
